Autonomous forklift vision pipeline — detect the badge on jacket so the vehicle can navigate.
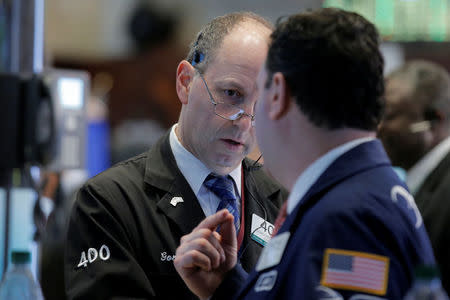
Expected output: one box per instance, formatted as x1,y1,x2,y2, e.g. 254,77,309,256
255,231,290,272
254,270,278,292
250,214,274,246
170,197,184,207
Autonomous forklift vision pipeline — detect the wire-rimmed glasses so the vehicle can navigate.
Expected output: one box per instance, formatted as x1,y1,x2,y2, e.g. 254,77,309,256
197,72,255,126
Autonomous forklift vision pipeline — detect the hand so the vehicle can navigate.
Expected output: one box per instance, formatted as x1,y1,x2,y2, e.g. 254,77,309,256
174,209,238,300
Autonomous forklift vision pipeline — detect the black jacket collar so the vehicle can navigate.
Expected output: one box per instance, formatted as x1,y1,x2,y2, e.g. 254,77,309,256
142,130,283,235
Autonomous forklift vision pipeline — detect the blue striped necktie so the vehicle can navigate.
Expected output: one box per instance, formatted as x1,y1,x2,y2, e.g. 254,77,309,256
204,174,240,234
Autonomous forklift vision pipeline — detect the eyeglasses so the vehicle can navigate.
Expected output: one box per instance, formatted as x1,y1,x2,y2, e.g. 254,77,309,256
409,120,431,133
198,72,255,126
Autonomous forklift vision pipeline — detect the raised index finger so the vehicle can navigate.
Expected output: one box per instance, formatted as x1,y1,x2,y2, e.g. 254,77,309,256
195,209,234,231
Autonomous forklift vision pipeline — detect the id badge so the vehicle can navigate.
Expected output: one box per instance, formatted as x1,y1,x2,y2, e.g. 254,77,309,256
250,213,275,246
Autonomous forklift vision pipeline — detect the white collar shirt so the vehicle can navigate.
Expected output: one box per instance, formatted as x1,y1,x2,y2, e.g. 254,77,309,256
407,135,450,196
169,124,242,217
287,137,375,214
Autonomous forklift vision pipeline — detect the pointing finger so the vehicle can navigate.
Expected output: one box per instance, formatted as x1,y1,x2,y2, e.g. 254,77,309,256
194,209,233,231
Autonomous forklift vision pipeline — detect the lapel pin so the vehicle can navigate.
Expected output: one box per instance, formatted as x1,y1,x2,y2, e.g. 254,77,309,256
170,197,184,207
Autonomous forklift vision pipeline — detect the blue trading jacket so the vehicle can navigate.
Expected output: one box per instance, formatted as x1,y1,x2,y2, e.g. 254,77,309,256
216,140,435,300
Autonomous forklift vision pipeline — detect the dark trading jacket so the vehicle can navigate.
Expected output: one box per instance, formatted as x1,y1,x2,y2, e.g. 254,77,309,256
64,131,286,300
214,140,435,300
414,151,450,296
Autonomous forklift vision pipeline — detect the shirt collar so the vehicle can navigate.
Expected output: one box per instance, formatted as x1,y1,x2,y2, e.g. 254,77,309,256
287,137,375,214
407,135,450,195
169,124,242,197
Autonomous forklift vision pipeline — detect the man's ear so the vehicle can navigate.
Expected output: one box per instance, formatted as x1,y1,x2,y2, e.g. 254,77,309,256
176,60,195,105
268,72,292,120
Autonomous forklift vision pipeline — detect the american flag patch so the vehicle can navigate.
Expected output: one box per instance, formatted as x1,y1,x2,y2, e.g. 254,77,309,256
320,248,389,296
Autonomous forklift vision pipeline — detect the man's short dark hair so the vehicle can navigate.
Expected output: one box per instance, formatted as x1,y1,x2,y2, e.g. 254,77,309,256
186,12,273,74
266,8,385,130
387,60,450,120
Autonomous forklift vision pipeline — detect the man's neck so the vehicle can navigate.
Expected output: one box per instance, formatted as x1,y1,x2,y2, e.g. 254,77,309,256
277,128,376,191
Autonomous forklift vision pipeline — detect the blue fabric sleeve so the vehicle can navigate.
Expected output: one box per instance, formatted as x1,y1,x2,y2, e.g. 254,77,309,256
212,263,248,300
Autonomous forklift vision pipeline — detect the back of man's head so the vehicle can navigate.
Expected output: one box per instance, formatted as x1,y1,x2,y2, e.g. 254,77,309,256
186,12,273,74
266,8,384,131
387,60,450,121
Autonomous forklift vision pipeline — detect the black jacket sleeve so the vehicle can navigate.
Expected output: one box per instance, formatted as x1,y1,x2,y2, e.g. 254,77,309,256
64,183,155,300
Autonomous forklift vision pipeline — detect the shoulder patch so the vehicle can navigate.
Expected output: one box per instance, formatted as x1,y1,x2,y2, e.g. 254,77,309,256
320,248,389,296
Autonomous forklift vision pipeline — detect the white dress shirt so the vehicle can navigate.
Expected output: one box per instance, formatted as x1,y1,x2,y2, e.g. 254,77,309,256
287,137,375,214
407,135,450,196
169,124,242,217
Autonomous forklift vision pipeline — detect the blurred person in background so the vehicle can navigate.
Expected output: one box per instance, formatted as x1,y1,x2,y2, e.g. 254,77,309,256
378,60,450,295
111,119,166,164
174,8,436,299
64,12,286,299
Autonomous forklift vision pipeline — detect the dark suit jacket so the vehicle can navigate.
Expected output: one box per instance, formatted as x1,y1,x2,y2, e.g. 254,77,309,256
414,151,450,295
217,140,435,300
64,131,286,299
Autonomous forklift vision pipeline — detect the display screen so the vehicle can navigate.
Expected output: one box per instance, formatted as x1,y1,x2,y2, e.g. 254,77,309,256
58,77,84,109
0,6,8,72
323,0,450,42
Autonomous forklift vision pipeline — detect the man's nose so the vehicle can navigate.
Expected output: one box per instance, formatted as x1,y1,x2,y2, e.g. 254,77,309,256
233,113,253,131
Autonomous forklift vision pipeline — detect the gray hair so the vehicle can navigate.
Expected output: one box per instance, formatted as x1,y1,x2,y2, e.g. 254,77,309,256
186,12,273,73
387,60,450,118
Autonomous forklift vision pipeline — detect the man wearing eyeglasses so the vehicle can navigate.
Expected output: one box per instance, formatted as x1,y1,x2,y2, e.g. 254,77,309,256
174,8,436,300
378,60,450,295
64,12,286,300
